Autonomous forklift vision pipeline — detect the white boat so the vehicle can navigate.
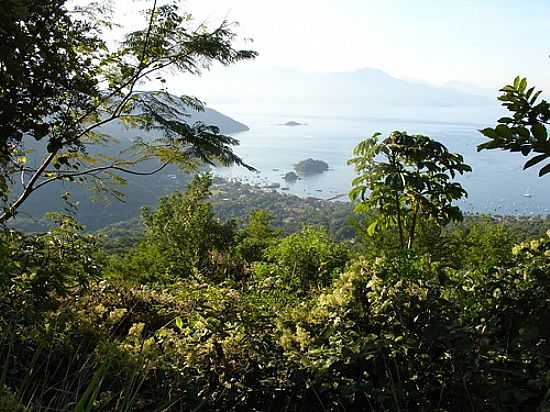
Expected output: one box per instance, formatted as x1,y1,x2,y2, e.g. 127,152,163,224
523,187,532,198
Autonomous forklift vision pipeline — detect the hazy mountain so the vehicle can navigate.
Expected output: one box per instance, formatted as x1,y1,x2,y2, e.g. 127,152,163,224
176,66,495,108
190,106,249,134
97,98,249,142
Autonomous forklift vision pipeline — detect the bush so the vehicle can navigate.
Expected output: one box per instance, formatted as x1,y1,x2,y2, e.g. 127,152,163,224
0,214,101,305
276,266,476,411
235,209,280,263
0,387,25,412
254,226,350,293
110,174,238,284
451,230,550,410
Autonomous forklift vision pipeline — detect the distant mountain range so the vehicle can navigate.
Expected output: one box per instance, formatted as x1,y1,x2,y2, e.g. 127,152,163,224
176,66,496,108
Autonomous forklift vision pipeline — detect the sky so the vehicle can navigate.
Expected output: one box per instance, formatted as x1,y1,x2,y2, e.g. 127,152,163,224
114,0,550,97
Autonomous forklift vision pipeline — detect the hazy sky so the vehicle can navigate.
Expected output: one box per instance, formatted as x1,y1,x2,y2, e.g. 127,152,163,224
185,0,550,88
114,0,550,94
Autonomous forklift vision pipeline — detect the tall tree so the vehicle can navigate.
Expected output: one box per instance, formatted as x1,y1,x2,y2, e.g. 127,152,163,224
0,0,257,224
348,131,471,250
139,173,235,280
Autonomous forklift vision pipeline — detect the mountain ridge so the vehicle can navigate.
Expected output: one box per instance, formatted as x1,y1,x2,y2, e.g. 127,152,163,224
175,66,495,108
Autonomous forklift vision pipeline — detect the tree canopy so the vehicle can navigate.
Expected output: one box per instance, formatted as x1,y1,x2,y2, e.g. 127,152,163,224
348,131,471,250
0,0,257,224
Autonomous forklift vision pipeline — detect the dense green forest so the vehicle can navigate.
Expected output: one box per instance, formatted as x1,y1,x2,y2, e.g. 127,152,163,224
5,1,550,411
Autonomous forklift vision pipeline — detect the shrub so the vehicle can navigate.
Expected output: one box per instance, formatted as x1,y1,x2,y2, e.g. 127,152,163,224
0,214,101,305
111,174,238,284
254,226,350,293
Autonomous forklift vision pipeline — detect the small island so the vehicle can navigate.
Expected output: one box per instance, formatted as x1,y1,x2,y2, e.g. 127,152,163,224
283,171,299,182
294,158,329,176
280,121,306,127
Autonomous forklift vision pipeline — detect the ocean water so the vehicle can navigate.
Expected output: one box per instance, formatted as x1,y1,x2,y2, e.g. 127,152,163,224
213,104,550,216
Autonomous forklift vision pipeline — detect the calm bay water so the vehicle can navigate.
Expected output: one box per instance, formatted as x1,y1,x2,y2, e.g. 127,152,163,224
213,104,550,215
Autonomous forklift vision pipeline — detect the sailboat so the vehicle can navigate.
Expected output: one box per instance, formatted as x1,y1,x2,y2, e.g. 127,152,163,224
523,187,532,198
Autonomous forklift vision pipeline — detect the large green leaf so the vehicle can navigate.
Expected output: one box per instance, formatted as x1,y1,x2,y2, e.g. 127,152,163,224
367,221,378,237
532,123,548,141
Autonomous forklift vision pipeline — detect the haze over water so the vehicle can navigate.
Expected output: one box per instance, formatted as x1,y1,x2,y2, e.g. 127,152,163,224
214,103,550,216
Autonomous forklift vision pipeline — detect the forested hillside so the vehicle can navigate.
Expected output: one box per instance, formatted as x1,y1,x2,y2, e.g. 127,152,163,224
11,92,249,230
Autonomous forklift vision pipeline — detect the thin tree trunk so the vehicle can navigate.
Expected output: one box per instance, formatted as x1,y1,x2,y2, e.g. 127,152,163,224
0,151,57,224
391,154,405,250
407,202,420,250
394,191,405,249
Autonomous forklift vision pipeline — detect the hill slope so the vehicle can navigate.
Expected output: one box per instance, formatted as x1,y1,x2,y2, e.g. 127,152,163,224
14,95,250,229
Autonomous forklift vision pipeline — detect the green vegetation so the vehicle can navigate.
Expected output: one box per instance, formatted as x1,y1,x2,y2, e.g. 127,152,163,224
96,178,356,253
0,0,256,224
349,131,471,250
294,158,329,175
4,168,550,410
4,1,550,411
479,76,550,175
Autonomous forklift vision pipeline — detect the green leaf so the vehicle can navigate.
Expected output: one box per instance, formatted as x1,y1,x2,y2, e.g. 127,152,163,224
477,140,500,151
175,317,183,330
74,361,110,412
495,124,513,139
532,124,548,141
367,221,378,237
524,154,550,170
539,163,550,177
480,128,498,139
517,127,530,139
530,90,543,105
349,186,365,201
519,77,528,93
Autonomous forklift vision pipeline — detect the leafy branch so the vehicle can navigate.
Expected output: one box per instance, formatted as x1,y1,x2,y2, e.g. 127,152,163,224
479,76,550,176
0,0,257,224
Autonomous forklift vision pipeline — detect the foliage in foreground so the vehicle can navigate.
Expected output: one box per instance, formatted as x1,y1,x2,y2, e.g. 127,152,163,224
1,0,256,224
3,176,550,411
479,76,550,176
